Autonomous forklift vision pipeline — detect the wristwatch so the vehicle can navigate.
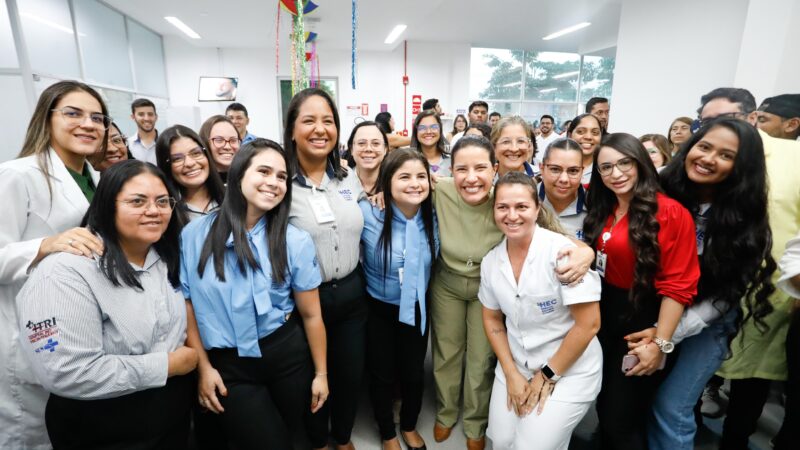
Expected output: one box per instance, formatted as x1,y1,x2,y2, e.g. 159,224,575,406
540,364,561,382
653,337,675,354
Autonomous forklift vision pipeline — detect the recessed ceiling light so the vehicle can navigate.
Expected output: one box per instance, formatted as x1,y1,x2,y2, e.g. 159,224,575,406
384,25,407,44
553,70,580,79
542,22,591,41
164,16,201,39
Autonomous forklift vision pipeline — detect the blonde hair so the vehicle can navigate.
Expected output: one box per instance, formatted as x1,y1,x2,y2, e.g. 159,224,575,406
490,115,532,145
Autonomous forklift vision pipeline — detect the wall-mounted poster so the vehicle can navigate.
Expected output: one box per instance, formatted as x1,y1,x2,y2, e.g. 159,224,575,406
198,77,238,101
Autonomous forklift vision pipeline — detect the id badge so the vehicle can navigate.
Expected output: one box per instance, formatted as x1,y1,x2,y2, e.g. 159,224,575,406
596,251,607,278
308,193,335,224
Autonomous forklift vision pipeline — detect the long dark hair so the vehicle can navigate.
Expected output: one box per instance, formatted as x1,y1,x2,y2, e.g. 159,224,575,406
197,139,292,284
373,148,436,285
660,118,775,330
155,125,225,220
411,110,447,156
81,160,182,290
283,88,346,181
451,114,468,135
583,133,662,308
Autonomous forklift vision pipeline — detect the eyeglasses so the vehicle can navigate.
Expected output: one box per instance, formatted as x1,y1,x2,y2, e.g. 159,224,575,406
417,124,440,133
544,164,583,179
52,107,112,130
118,197,177,213
598,157,635,177
109,135,127,146
167,147,206,166
696,112,744,129
210,136,241,148
496,137,531,149
354,139,385,150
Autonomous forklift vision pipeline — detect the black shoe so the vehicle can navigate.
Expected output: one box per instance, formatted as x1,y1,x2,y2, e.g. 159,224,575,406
400,431,427,450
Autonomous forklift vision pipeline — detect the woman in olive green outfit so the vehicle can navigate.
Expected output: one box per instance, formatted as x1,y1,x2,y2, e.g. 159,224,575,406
430,136,592,449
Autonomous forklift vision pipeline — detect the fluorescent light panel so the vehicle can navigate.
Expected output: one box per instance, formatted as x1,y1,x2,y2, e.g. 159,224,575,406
164,16,201,39
384,25,407,44
553,70,580,79
542,22,591,41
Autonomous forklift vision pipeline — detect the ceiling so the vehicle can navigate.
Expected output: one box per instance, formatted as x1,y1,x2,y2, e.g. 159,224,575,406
104,0,621,54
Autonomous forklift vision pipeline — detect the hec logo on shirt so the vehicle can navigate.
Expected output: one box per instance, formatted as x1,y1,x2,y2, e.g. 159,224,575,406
575,229,584,241
339,189,354,201
537,299,558,314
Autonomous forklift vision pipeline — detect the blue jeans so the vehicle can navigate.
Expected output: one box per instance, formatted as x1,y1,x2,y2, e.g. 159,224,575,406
648,310,736,450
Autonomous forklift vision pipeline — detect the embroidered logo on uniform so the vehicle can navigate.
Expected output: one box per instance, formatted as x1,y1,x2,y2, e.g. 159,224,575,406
339,189,353,201
575,229,584,241
34,338,59,353
536,299,558,314
26,317,58,344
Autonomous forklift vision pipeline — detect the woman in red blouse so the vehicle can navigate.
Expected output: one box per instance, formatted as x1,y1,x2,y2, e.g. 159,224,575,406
582,133,700,450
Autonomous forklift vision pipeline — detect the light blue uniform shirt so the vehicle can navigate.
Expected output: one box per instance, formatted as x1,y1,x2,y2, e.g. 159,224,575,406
242,132,258,146
180,213,321,357
359,201,438,331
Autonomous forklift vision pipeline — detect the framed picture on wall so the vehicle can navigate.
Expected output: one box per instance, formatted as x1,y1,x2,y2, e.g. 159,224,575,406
277,77,338,133
198,76,238,101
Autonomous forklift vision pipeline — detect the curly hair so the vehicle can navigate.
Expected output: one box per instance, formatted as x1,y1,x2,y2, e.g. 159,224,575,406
660,118,775,331
583,133,662,308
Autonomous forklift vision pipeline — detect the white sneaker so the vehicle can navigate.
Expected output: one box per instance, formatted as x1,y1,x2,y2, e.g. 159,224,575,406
700,385,725,418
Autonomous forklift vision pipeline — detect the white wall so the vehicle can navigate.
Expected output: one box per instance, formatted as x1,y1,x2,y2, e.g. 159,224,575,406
163,36,471,144
610,0,750,136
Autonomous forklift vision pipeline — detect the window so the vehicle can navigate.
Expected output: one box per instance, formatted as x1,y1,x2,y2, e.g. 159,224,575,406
0,2,18,68
73,0,134,89
17,0,81,78
471,47,615,129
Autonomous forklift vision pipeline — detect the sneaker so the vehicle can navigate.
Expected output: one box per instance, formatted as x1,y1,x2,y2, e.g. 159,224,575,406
701,385,725,418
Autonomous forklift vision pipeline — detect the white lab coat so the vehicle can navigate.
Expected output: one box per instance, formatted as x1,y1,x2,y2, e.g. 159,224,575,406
0,148,98,449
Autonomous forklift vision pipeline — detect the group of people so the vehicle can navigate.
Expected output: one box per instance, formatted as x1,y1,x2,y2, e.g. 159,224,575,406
0,78,799,450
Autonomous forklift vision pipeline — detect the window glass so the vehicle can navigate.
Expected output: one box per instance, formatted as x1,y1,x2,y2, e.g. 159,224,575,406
18,0,81,77
128,18,167,97
73,0,133,89
0,2,18,68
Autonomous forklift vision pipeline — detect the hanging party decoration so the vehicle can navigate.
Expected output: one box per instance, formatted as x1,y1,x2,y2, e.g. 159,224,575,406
280,0,319,15
351,0,357,89
275,1,281,73
290,0,309,94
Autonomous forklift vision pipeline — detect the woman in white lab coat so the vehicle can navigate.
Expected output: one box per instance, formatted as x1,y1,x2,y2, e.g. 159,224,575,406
0,80,108,449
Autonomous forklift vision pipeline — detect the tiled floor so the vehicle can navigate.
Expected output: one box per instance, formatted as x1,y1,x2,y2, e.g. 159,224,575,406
348,351,784,450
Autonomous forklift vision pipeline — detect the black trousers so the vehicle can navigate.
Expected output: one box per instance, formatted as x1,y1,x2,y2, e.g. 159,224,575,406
207,318,314,450
366,297,429,440
45,373,193,450
595,282,670,450
721,308,799,450
308,267,368,447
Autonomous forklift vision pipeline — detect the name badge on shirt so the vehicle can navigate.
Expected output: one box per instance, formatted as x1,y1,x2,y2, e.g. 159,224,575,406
596,251,607,278
309,191,335,224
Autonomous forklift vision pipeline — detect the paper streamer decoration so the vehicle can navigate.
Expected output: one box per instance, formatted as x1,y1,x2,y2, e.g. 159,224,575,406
305,31,318,43
275,1,281,73
351,0,357,89
280,0,318,15
291,0,309,94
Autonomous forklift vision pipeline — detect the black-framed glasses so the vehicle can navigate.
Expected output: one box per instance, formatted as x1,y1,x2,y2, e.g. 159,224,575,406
598,157,635,177
118,197,177,212
52,106,112,130
210,136,241,148
167,147,207,166
544,164,582,179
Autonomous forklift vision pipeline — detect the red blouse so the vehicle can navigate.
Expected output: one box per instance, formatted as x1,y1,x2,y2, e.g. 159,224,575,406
598,193,699,306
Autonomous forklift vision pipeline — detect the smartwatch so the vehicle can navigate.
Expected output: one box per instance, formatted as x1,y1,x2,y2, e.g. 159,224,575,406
540,364,561,382
653,337,675,354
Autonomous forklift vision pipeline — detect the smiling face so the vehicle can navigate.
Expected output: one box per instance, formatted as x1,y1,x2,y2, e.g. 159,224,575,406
494,183,539,241
115,173,172,251
684,125,739,186
170,136,210,191
390,159,430,215
452,145,496,205
132,106,157,133
495,124,531,174
293,95,337,162
670,120,691,145
417,116,441,149
597,146,639,201
352,125,386,171
241,149,288,217
539,117,553,135
226,110,249,138
540,148,583,204
95,126,128,172
50,91,104,159
569,116,602,159
208,121,240,172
